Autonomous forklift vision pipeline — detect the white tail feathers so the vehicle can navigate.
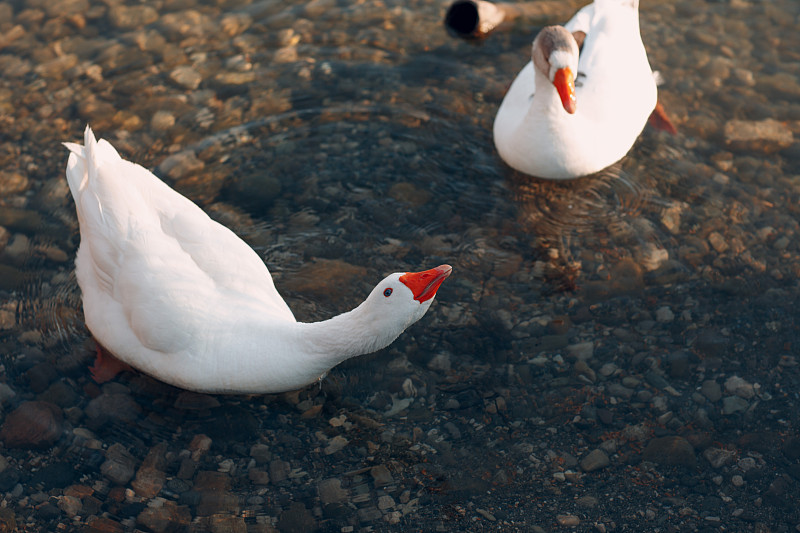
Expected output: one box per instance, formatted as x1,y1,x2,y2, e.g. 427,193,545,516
63,125,99,194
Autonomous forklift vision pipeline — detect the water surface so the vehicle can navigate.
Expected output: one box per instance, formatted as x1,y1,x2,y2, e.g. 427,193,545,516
1,0,799,531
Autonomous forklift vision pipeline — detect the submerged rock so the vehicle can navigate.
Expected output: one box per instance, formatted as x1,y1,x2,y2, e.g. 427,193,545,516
0,401,64,449
724,119,793,153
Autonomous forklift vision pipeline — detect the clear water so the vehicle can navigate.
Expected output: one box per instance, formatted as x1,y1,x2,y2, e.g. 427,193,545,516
1,0,799,530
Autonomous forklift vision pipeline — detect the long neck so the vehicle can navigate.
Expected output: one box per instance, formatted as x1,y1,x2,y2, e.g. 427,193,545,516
292,303,400,374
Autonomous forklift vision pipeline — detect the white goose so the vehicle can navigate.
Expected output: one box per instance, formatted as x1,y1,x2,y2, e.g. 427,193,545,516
493,0,670,180
64,126,451,394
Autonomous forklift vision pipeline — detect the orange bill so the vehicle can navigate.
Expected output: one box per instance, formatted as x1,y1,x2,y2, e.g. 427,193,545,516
399,265,453,302
553,67,577,114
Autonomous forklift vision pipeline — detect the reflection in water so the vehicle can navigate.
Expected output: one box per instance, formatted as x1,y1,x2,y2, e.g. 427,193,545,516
510,164,675,289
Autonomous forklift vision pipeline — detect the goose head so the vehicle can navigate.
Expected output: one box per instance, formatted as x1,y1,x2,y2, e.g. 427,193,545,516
348,264,452,348
532,25,580,114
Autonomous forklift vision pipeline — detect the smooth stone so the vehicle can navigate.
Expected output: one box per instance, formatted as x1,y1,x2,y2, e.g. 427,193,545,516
724,375,755,399
248,468,270,485
101,443,137,485
169,66,202,90
704,447,737,468
724,118,793,153
277,502,316,533
701,380,722,402
655,306,675,323
371,464,394,487
580,449,610,472
642,436,696,467
249,443,271,464
0,401,64,449
200,514,247,533
158,150,204,180
38,380,79,408
556,514,580,526
136,501,191,533
58,495,82,518
269,459,291,484
722,395,749,415
108,4,158,29
85,392,141,428
318,478,348,505
25,362,58,393
0,171,29,196
131,443,167,498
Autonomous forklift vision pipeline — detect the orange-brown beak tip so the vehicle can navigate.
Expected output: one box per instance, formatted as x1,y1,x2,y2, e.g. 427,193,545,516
553,67,577,114
399,264,452,303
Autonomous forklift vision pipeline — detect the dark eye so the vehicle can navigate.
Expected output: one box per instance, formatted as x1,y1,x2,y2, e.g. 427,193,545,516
383,288,393,297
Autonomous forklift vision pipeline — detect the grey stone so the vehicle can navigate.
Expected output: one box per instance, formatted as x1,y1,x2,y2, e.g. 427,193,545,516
722,396,749,415
701,380,722,402
704,447,737,468
101,443,137,485
580,449,610,472
371,464,394,487
318,478,347,504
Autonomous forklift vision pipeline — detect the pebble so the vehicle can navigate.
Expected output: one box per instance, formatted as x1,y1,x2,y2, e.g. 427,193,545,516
557,514,581,526
169,66,202,90
0,171,29,196
580,449,610,472
100,444,137,486
85,391,141,428
655,306,674,323
277,502,316,532
642,436,696,467
722,396,749,415
159,150,205,181
0,400,64,449
724,119,794,153
371,465,394,487
269,459,291,484
701,380,722,402
108,4,159,29
136,501,191,533
318,478,348,504
724,375,755,399
131,443,167,499
249,443,271,464
704,447,737,468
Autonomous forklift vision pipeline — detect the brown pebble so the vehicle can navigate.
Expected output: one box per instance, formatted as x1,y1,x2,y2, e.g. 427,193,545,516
136,501,191,533
724,119,793,153
0,401,63,449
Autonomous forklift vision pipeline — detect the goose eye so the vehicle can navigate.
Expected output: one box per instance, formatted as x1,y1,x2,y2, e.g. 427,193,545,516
383,288,393,297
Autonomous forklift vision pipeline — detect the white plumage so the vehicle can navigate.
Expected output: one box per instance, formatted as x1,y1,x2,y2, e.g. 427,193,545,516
493,0,659,179
64,126,451,394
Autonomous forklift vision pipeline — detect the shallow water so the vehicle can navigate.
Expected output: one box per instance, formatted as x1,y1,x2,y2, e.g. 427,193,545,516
1,0,800,531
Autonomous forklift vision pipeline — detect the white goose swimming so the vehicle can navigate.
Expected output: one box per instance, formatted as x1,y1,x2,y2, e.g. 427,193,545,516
493,0,671,180
64,126,451,394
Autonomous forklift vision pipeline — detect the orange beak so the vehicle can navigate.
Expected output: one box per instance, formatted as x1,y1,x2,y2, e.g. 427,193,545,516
399,265,452,303
553,67,576,114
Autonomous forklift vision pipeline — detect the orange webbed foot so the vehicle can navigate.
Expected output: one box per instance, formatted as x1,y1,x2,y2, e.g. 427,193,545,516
90,344,133,383
648,101,677,135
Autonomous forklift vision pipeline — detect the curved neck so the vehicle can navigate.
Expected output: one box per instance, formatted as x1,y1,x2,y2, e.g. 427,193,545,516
293,303,401,372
